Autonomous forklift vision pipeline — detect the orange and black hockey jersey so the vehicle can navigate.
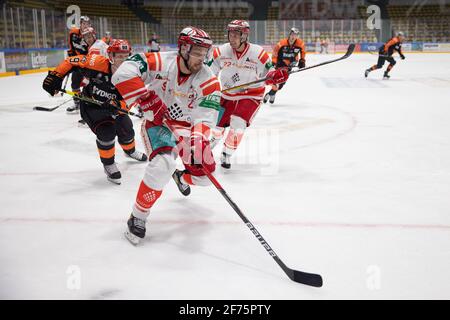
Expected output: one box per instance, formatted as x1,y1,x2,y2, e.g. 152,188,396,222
272,38,306,67
67,27,89,57
380,36,403,56
54,54,128,109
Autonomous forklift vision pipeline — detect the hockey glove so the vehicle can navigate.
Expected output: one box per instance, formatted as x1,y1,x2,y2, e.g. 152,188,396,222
298,58,306,69
43,71,63,96
400,54,405,60
137,90,167,125
265,68,289,86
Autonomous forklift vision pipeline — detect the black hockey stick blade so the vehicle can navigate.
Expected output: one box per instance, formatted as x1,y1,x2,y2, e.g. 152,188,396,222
343,43,356,58
33,98,72,112
288,268,323,287
290,43,355,75
33,106,57,111
223,44,355,93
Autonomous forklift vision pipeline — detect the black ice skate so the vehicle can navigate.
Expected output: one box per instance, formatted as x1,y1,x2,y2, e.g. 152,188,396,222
221,152,231,169
383,71,390,80
364,69,370,78
172,169,191,196
263,92,276,104
103,163,121,184
268,93,276,104
78,119,87,127
125,214,146,245
126,150,148,161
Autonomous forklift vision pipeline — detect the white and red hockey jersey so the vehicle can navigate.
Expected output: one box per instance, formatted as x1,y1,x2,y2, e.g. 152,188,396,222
88,39,109,57
111,51,221,129
208,42,273,101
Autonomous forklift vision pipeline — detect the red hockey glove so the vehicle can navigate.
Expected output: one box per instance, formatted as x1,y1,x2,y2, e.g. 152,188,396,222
265,68,289,86
137,90,167,125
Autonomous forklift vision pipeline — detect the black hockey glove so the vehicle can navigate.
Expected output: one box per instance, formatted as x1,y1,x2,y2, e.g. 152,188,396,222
400,54,405,60
42,71,63,96
298,58,306,69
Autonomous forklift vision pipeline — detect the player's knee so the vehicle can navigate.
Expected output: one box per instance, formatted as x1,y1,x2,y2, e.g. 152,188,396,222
118,130,135,145
143,152,176,190
230,115,247,132
96,126,116,143
212,126,225,139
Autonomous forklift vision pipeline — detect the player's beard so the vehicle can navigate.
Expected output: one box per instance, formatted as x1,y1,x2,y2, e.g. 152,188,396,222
187,58,203,73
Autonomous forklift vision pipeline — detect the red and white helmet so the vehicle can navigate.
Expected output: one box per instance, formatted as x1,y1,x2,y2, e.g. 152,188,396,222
178,27,213,50
227,20,250,35
178,27,213,61
227,20,250,45
107,39,132,54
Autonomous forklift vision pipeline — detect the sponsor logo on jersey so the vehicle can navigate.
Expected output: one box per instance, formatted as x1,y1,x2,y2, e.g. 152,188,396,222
127,54,148,74
93,85,117,100
89,54,98,66
231,72,240,83
198,94,221,111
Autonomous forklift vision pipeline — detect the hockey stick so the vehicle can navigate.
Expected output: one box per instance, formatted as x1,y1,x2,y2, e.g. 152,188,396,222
33,98,72,112
368,50,390,58
59,89,143,119
163,119,323,287
60,74,69,97
222,43,355,93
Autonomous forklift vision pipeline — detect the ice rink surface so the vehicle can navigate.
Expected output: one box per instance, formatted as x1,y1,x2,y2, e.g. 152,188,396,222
0,53,449,299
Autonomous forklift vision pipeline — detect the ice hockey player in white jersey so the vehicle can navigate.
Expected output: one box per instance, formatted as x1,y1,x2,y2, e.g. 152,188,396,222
111,27,221,245
88,35,110,58
207,20,289,169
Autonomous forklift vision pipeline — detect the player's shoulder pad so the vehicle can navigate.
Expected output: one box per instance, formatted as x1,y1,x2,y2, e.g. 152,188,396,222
124,52,149,74
295,38,305,47
195,66,221,97
279,38,289,47
249,42,264,51
82,54,110,73
212,46,222,59
249,43,270,64
220,43,233,55
69,27,80,35
143,50,176,72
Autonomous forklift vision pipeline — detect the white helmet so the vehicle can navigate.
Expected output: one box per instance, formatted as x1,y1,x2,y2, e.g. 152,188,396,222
290,27,300,35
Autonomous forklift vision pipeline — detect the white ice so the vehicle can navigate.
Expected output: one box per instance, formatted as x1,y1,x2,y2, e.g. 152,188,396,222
0,53,450,299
